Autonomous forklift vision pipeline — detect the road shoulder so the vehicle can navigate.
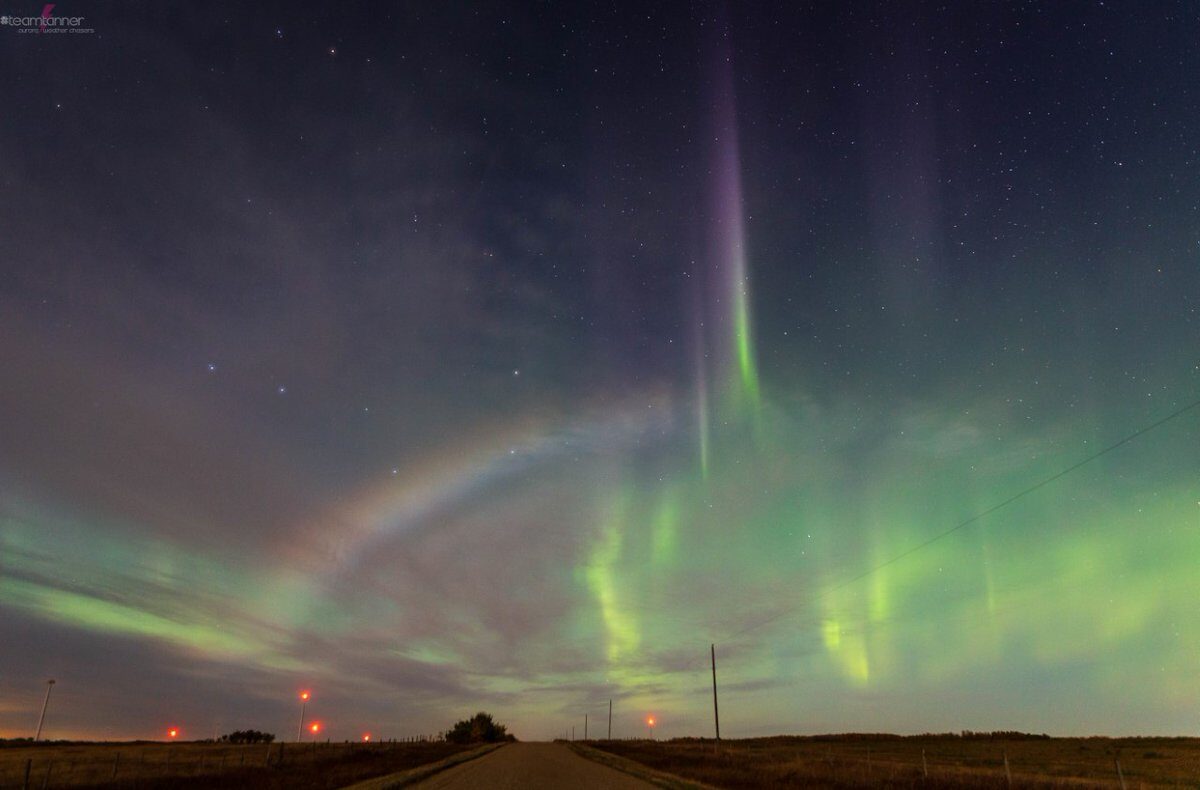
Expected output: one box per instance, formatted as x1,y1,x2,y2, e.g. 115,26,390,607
340,743,505,789
567,742,721,790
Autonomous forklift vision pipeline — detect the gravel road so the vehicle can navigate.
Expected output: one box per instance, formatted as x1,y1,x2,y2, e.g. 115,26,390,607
412,742,655,789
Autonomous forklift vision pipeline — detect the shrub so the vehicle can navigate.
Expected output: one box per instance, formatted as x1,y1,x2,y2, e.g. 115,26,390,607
443,712,514,744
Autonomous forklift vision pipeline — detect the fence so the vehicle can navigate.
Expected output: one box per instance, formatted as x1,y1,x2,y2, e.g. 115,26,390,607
0,737,446,789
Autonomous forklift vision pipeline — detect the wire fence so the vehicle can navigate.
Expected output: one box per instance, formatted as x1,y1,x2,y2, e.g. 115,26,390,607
585,736,1189,788
0,737,446,789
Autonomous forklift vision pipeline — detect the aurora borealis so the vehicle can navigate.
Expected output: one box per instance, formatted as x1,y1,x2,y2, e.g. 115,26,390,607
2,2,1199,742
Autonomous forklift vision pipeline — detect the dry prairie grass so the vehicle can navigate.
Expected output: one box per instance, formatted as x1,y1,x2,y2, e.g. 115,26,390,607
0,740,470,789
588,734,1200,788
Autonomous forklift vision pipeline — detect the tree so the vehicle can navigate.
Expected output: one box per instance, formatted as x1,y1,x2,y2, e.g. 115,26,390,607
443,712,514,744
217,729,275,744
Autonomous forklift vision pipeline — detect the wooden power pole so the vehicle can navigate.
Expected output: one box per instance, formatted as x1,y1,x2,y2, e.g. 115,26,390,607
711,643,721,741
608,699,612,739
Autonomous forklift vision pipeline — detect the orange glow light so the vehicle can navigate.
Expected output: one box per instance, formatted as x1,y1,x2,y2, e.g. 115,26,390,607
167,728,179,739
300,691,311,701
363,733,371,742
310,722,321,733
647,717,656,726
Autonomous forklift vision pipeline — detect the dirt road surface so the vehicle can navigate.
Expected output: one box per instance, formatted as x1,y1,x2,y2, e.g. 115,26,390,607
412,742,655,789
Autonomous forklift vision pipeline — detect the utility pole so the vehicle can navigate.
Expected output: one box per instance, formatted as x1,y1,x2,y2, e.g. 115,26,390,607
297,692,310,742
34,679,55,741
711,643,721,742
607,699,612,739
584,713,588,740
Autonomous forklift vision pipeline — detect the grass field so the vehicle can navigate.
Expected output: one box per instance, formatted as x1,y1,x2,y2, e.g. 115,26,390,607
0,739,470,789
588,734,1200,788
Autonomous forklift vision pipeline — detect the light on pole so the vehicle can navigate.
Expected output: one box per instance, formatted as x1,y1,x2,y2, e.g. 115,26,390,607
34,680,55,741
296,691,310,742
647,716,656,740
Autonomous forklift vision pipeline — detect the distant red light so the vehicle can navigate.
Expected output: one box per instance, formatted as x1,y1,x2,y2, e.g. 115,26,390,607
167,728,179,739
363,733,371,742
300,691,311,701
310,722,321,733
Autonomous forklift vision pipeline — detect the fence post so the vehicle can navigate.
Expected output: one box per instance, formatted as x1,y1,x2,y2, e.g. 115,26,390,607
22,758,31,790
922,748,928,778
1004,750,1012,788
112,752,121,780
39,763,53,790
1115,758,1126,790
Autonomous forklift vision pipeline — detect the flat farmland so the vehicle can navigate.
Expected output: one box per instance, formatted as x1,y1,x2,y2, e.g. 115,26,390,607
586,734,1200,788
0,740,470,789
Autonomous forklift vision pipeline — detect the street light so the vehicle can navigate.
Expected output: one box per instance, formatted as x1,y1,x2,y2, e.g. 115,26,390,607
362,733,371,742
296,691,311,742
647,716,656,739
34,680,55,741
309,722,321,741
167,727,179,740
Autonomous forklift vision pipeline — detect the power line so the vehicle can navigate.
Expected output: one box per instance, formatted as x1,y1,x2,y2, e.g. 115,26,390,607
725,395,1200,641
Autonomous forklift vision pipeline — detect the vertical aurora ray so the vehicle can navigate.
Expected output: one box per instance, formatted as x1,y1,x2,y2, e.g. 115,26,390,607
688,26,763,467
710,36,762,415
692,310,712,478
650,487,680,566
733,281,760,408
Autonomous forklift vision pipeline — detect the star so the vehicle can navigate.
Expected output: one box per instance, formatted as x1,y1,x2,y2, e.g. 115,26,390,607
277,386,287,395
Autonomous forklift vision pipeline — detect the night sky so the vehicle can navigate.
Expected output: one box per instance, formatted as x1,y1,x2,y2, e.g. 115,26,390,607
2,2,1199,742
